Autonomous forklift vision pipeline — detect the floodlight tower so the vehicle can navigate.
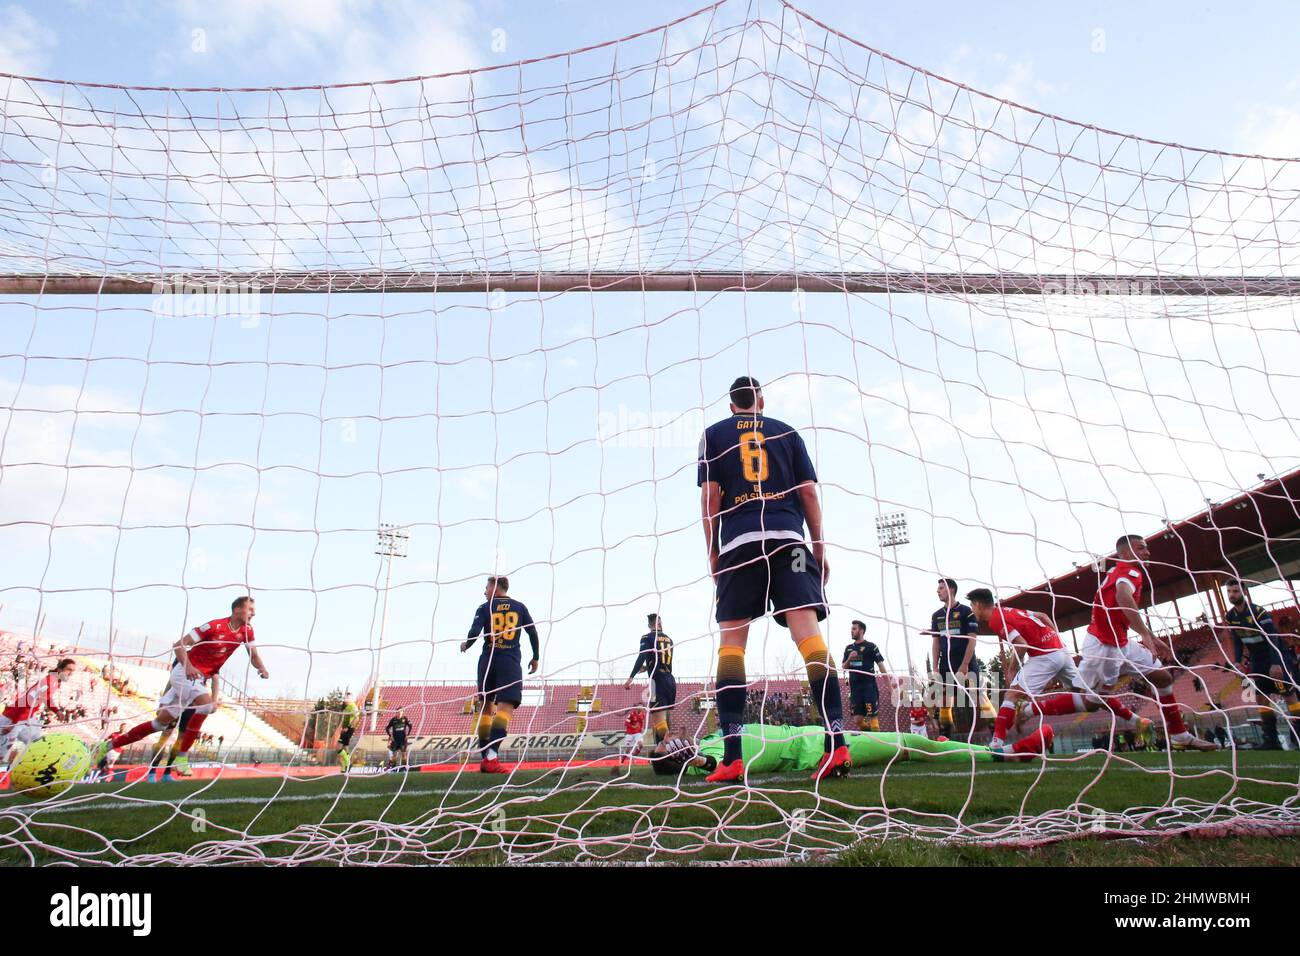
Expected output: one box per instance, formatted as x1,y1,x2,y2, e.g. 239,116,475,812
875,512,916,682
369,523,410,731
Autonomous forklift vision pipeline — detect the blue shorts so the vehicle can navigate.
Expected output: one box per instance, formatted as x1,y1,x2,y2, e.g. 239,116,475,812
849,678,879,716
714,539,828,628
477,652,524,707
651,672,677,709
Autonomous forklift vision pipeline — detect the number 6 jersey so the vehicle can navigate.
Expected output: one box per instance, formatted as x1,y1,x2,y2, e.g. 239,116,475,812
696,412,818,554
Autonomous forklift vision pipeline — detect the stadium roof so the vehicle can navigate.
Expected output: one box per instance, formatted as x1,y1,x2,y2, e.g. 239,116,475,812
1004,467,1300,632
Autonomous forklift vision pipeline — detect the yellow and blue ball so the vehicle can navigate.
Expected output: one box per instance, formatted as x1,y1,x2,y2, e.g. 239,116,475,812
9,733,90,800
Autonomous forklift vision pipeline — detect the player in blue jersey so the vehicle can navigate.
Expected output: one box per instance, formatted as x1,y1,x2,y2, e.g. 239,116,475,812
1214,579,1299,749
697,376,848,784
461,575,541,773
624,613,677,745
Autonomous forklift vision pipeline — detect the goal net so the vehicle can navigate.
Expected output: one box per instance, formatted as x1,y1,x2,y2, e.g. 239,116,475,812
2,0,1299,864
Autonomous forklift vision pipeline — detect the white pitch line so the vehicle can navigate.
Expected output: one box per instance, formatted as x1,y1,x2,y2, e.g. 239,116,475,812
5,761,1297,818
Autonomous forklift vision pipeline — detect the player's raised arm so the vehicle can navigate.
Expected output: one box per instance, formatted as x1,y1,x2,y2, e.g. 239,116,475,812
627,639,652,686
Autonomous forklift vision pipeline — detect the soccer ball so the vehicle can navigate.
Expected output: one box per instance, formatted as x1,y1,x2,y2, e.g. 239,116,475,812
9,733,90,800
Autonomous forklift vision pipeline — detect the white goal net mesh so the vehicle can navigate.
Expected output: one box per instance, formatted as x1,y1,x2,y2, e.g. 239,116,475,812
1,0,1299,864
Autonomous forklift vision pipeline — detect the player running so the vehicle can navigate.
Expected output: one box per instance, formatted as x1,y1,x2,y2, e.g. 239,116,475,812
385,708,413,770
965,588,1139,752
1033,535,1216,751
461,575,541,774
91,596,269,771
1214,579,1299,749
697,376,848,784
624,613,676,745
0,657,76,767
842,621,887,731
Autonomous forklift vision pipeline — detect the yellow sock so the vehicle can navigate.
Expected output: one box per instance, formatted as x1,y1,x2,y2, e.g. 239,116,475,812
653,720,668,741
476,713,492,744
796,633,831,682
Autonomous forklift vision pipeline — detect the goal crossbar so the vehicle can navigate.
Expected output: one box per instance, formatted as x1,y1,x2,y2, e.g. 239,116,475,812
3,272,1300,296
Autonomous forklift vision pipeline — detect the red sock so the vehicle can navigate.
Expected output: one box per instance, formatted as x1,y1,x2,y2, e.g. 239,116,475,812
1031,693,1082,716
178,713,208,753
111,719,158,750
1011,726,1054,754
1100,696,1134,722
1159,694,1187,736
993,702,1016,740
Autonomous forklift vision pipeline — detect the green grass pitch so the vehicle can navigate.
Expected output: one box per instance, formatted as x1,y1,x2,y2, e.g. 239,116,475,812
2,751,1298,866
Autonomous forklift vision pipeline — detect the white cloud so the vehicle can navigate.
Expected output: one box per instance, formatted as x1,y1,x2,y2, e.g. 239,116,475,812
0,5,56,75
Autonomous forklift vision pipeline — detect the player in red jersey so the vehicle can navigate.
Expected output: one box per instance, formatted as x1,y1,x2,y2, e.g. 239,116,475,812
907,703,931,738
1034,535,1215,751
91,596,270,776
965,589,1128,751
614,704,647,774
0,657,76,765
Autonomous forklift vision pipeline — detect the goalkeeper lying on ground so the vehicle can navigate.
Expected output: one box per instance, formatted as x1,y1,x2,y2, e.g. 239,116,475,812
649,723,1053,776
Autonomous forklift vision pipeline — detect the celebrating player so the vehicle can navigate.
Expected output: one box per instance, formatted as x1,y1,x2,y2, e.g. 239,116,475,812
842,620,887,731
1214,579,1299,749
1035,535,1216,751
461,575,541,774
697,376,848,784
624,613,676,745
385,708,413,771
965,588,1143,752
91,596,268,771
0,657,76,767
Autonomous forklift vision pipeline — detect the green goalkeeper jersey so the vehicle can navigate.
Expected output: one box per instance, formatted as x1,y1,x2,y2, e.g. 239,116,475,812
341,701,359,729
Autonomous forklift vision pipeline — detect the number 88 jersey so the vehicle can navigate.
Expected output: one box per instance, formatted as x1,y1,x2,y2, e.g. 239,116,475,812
696,413,818,554
469,598,535,660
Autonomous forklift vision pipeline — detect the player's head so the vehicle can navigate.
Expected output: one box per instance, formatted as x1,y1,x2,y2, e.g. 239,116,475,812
485,575,509,599
344,692,354,703
1226,579,1247,604
965,587,995,624
850,619,866,641
647,613,662,631
728,375,763,414
937,577,958,603
53,658,76,682
231,595,255,624
1115,534,1148,562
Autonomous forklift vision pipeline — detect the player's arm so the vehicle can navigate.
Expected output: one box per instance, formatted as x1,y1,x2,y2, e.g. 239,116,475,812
1029,609,1057,630
247,643,269,679
842,646,856,667
873,646,889,676
625,642,651,687
1114,580,1167,655
930,633,941,675
461,606,488,653
174,631,202,680
795,481,828,583
700,481,722,577
525,622,541,674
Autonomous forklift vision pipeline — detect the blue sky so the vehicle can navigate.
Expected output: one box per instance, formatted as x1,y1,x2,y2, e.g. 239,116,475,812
0,0,1298,700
